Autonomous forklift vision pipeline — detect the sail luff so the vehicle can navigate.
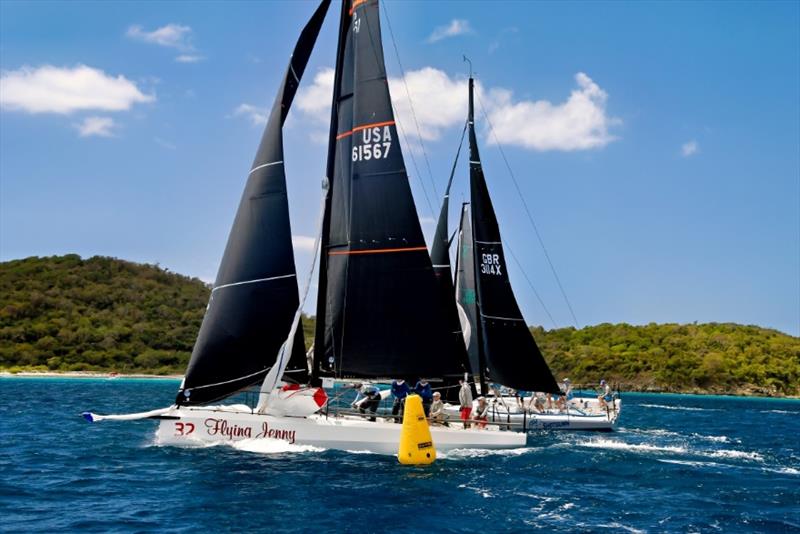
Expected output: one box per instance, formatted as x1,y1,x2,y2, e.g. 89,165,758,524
177,0,330,405
467,77,560,394
313,0,350,382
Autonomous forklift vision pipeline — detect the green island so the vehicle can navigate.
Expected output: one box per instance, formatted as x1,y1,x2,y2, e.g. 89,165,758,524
2,255,798,397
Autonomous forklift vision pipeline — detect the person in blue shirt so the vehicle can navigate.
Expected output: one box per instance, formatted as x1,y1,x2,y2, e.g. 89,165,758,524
414,378,433,416
391,379,410,423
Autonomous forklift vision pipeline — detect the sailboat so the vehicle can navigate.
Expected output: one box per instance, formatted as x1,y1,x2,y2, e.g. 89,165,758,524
82,0,525,454
438,73,621,431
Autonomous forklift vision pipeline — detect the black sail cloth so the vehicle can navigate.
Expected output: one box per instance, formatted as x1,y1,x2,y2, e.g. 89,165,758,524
313,0,467,381
431,134,472,401
466,77,560,394
177,0,330,406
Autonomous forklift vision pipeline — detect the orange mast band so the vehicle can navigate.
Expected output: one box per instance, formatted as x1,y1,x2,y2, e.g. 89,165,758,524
336,120,395,140
350,0,369,16
329,245,427,256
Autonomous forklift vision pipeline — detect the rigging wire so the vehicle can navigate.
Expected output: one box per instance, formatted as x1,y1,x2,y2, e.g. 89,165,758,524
474,89,580,328
504,242,558,329
381,1,440,199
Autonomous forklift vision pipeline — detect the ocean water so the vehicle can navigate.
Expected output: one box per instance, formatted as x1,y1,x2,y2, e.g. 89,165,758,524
1,378,798,533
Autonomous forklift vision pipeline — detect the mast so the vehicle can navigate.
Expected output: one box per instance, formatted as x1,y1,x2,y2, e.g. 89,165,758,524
177,0,330,405
313,0,467,380
466,75,561,394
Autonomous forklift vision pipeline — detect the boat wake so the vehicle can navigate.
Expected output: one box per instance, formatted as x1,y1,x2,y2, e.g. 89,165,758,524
577,438,688,454
439,447,537,460
639,404,721,412
232,438,325,455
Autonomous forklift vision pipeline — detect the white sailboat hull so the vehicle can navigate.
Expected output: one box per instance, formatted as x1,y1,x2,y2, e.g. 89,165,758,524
153,405,527,455
444,397,621,432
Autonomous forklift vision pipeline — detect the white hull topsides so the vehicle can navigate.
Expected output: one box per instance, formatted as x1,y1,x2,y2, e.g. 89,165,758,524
153,405,526,455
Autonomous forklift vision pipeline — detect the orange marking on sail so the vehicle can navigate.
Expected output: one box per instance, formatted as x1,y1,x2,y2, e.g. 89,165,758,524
336,120,395,140
350,0,369,16
329,245,427,256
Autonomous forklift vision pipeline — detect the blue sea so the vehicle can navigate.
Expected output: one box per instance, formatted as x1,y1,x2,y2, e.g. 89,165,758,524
1,377,798,533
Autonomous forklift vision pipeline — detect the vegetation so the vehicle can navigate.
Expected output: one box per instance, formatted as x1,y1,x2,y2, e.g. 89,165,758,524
2,255,798,396
0,255,209,375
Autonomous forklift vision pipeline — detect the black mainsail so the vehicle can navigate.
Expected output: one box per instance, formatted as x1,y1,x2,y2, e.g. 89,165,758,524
177,0,330,405
313,0,467,380
461,76,560,394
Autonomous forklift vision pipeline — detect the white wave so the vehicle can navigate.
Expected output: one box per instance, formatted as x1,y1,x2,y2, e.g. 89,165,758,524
691,433,737,443
764,466,800,475
594,522,646,534
658,458,730,469
458,483,494,498
640,403,720,412
703,449,764,461
761,409,796,414
624,427,682,438
149,434,224,448
232,438,325,454
578,438,687,454
440,447,536,460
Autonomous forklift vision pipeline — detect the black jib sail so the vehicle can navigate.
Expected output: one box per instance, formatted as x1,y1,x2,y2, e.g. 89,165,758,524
313,0,467,380
431,127,472,400
177,0,330,406
465,76,560,394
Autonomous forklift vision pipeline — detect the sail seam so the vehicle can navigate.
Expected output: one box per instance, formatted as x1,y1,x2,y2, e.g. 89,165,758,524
249,161,284,175
335,120,395,140
328,245,427,256
212,274,296,292
432,264,450,268
475,240,502,245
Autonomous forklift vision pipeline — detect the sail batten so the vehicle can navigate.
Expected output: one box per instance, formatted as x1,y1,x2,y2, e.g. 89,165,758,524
177,0,330,405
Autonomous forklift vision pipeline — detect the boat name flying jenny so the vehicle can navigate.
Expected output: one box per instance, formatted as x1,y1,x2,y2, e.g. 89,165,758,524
204,418,297,443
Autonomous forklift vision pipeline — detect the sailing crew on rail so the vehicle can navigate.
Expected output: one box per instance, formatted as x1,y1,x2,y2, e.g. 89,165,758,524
391,379,410,423
414,378,433,416
458,379,473,428
430,391,445,426
598,379,613,410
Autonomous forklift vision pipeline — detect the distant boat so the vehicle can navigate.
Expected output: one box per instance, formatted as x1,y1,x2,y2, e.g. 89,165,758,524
82,0,525,455
433,70,621,431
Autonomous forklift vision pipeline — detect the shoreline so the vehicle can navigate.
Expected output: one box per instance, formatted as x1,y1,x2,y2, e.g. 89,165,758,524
2,371,797,400
0,371,183,380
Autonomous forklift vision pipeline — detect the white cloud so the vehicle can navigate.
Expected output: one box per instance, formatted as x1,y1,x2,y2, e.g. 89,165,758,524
292,235,317,252
175,54,204,63
295,68,335,120
154,137,176,150
127,23,192,50
75,116,116,137
0,64,154,114
232,103,268,126
388,67,468,142
427,19,474,43
294,67,619,152
485,72,620,151
681,140,699,157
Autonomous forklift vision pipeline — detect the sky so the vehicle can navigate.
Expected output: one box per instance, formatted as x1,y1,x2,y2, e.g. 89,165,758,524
1,0,798,336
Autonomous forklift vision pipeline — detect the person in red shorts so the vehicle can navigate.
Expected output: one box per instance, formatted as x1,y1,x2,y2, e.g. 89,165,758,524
459,378,473,428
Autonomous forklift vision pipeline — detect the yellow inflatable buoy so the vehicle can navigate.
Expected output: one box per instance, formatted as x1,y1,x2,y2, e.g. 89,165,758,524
398,394,436,465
